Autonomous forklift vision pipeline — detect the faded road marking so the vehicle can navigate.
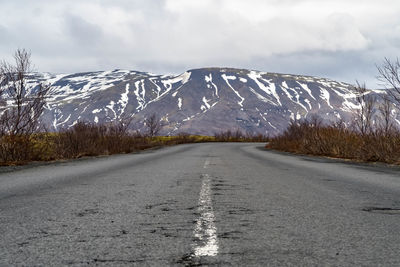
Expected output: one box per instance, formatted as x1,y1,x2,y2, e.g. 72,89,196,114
203,159,210,169
193,172,218,257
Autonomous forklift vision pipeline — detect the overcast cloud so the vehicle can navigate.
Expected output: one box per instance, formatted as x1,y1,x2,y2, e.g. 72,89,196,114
0,0,399,87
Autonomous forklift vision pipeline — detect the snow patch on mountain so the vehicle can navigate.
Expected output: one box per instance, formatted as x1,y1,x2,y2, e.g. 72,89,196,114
205,74,219,97
178,98,182,110
149,77,162,98
298,82,316,100
107,101,117,119
248,71,281,106
320,87,333,109
222,74,245,107
201,96,211,112
118,83,130,117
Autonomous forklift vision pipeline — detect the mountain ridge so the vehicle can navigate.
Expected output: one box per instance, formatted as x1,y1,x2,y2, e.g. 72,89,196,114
24,67,396,136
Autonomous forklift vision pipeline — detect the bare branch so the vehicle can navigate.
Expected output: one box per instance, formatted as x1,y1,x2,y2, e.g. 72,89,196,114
377,57,400,104
145,113,162,137
379,94,394,135
353,81,376,135
0,49,50,136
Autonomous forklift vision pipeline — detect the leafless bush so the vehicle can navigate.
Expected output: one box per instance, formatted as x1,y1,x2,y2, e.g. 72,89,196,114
56,122,103,158
0,49,50,163
353,82,376,136
378,95,395,136
268,117,400,164
0,49,50,136
377,57,400,105
214,129,268,142
55,119,139,158
174,132,194,144
145,113,162,137
214,129,241,142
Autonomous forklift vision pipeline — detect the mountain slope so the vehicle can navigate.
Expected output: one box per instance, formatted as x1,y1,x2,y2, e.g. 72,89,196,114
27,68,391,136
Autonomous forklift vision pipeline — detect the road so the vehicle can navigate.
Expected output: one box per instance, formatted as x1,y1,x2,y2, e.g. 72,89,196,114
1,143,400,266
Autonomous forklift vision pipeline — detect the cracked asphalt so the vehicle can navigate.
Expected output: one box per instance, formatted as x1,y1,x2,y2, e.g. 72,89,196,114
1,143,400,266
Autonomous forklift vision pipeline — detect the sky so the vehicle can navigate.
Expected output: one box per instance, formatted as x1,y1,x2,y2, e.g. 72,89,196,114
0,0,399,87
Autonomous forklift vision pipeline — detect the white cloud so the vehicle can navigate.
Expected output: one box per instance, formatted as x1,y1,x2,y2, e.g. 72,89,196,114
0,0,399,87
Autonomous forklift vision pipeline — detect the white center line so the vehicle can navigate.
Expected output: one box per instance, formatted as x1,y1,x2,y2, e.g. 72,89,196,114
203,159,210,169
191,159,219,257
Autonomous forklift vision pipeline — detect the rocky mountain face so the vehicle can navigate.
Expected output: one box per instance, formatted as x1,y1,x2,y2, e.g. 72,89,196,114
26,68,392,136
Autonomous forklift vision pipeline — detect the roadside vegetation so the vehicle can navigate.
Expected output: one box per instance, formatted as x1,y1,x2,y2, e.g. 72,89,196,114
0,120,268,165
268,59,400,164
266,117,400,164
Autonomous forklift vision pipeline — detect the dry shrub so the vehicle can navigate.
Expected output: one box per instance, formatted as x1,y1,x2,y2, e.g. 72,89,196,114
0,133,59,164
361,131,400,163
0,49,50,165
267,118,400,164
214,129,269,142
0,120,269,165
55,121,140,158
30,133,58,161
0,135,32,164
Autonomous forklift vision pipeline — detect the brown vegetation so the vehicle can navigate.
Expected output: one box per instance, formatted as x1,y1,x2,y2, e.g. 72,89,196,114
214,129,269,142
0,49,50,164
144,113,162,137
267,117,400,164
0,119,269,165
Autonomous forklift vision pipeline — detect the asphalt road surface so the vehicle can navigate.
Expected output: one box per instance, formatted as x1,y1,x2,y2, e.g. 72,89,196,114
1,143,400,266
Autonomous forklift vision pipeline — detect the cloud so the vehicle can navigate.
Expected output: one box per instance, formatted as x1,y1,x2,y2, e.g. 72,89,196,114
0,0,399,87
63,14,104,46
0,24,13,47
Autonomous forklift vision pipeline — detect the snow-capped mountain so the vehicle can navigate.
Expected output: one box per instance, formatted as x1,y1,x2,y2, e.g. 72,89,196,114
27,67,392,136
